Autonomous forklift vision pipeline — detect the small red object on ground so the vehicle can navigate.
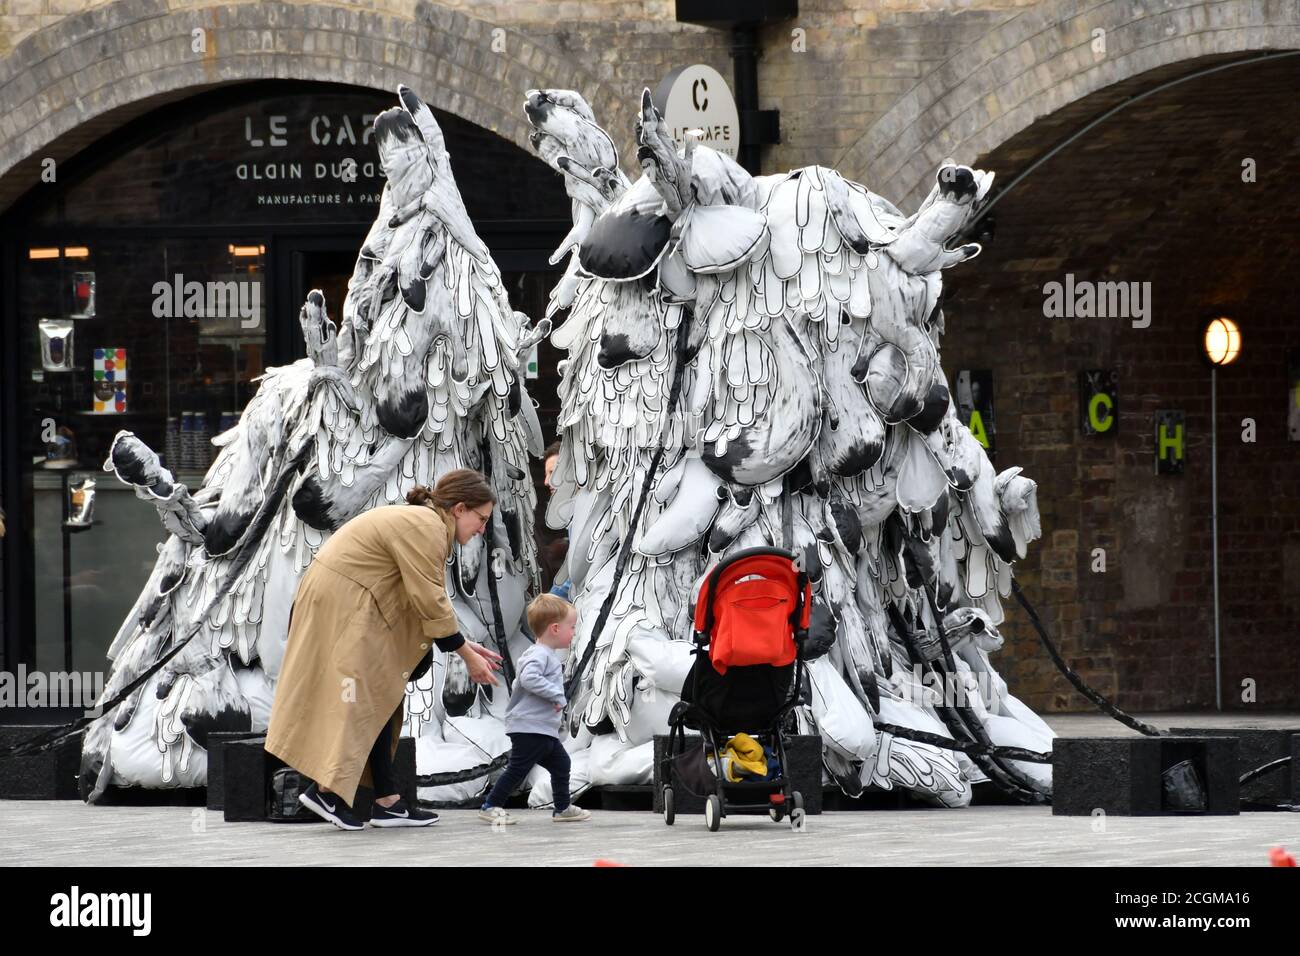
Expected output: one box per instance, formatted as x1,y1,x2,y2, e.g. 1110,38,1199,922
1269,847,1295,867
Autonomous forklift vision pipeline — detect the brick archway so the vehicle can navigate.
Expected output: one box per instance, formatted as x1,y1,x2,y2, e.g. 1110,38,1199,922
0,0,615,214
836,0,1300,210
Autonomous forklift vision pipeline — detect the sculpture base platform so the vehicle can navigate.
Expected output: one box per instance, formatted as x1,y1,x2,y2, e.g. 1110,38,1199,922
1169,727,1299,807
222,735,417,823
0,725,83,800
1052,736,1239,816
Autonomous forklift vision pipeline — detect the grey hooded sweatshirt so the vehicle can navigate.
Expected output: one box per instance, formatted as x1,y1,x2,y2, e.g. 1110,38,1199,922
504,643,567,737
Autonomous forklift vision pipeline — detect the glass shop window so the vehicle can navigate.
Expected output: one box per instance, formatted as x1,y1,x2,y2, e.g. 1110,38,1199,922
20,240,266,672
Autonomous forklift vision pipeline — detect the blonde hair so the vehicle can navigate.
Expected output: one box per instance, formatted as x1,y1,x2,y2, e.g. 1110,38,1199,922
528,593,573,637
406,469,496,510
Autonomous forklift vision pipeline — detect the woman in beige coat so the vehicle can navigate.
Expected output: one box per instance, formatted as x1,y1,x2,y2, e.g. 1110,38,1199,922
266,469,503,830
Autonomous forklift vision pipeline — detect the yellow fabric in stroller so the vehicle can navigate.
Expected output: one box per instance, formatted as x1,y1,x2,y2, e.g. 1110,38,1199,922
722,733,768,782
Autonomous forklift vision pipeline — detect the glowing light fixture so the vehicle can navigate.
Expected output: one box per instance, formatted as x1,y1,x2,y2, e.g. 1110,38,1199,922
228,244,266,257
29,246,90,259
1204,316,1241,366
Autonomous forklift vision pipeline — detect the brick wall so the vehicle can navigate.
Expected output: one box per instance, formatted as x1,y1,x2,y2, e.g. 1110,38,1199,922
943,53,1300,711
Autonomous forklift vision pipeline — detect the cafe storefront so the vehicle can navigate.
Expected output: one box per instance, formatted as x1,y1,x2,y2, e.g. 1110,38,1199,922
0,80,569,685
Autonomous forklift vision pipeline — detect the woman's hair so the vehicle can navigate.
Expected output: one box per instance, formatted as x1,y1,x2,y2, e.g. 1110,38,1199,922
543,440,561,462
406,469,497,510
528,592,573,636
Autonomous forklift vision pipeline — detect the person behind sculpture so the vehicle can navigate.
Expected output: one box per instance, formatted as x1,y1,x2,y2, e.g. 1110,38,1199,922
479,593,591,824
541,440,572,601
266,469,505,831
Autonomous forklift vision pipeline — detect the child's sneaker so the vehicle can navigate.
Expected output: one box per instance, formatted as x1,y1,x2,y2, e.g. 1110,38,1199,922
552,805,592,822
478,806,516,825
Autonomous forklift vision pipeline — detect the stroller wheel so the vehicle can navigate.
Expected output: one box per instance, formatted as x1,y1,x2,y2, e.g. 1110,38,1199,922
768,795,785,823
705,794,721,832
790,791,805,830
663,787,675,826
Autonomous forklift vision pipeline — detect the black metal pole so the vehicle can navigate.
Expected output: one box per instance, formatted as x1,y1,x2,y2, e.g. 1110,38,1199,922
731,23,762,174
61,470,72,672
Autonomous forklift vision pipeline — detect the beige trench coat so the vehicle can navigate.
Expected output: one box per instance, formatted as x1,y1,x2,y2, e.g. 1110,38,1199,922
265,502,459,806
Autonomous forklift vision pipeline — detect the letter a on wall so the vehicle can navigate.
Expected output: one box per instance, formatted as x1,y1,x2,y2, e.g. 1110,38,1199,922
1155,409,1185,475
1079,369,1117,437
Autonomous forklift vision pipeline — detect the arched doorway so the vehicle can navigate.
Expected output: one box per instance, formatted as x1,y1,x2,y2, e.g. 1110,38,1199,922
0,80,569,687
938,53,1300,712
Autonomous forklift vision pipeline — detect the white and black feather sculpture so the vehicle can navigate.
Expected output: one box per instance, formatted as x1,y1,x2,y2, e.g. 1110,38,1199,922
525,88,1053,807
80,87,548,803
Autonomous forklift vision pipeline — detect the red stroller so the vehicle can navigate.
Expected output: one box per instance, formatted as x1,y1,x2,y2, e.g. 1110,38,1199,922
660,547,812,831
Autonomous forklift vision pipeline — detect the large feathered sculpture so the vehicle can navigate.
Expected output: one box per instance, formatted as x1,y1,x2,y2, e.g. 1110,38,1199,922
80,87,549,803
526,88,1054,807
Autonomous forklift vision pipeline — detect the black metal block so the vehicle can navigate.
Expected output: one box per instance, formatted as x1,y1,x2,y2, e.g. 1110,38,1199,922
205,731,269,811
222,737,273,822
598,785,654,811
1052,736,1239,816
652,733,822,815
1170,727,1300,806
0,725,83,800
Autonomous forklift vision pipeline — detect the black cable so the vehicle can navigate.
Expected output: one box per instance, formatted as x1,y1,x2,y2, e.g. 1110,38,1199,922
923,584,1048,802
415,753,509,787
564,315,692,700
886,600,1040,803
1239,756,1292,788
1010,579,1165,737
478,431,516,691
1,441,316,761
1,625,197,759
872,721,1052,763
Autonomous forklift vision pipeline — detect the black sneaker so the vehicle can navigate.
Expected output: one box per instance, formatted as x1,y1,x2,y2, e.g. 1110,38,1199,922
298,783,366,831
369,799,439,828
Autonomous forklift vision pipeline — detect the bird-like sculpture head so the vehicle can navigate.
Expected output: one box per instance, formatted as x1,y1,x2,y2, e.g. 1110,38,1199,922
374,106,433,209
371,86,490,265
525,89,627,219
634,88,691,221
298,289,338,368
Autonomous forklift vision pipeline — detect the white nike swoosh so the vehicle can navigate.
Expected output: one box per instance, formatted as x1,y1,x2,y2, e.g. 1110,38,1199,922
384,808,409,818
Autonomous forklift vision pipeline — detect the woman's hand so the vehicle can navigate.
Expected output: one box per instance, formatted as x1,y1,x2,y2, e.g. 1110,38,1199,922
457,642,501,686
466,641,504,666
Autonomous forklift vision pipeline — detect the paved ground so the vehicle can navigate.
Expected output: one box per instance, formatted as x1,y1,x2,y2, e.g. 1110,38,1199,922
2,713,1297,866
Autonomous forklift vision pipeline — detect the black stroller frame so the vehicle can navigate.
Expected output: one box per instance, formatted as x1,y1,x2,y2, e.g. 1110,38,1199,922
659,547,810,832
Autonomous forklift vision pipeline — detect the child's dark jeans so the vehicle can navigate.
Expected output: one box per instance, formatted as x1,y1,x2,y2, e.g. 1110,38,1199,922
482,733,572,812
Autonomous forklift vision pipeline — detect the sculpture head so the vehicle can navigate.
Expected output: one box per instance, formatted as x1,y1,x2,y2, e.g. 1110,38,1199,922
298,289,337,367
373,106,432,205
524,89,625,209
